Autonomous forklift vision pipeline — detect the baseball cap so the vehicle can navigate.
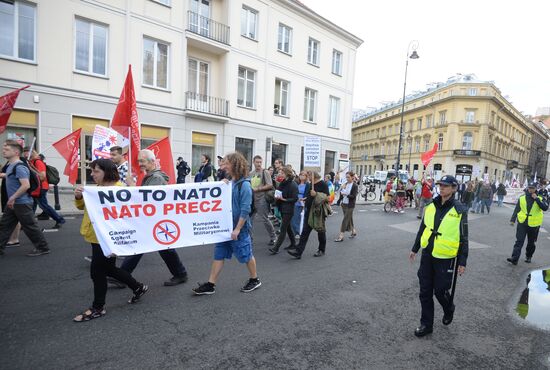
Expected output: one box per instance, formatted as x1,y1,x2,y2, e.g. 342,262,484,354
528,182,537,188
437,175,458,186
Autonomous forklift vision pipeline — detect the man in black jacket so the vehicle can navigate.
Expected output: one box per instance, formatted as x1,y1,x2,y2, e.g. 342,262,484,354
508,183,548,265
409,175,468,337
176,157,190,184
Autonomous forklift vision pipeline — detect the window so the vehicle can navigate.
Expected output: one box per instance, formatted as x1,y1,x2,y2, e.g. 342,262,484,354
438,133,443,151
237,66,255,108
235,137,254,165
0,1,36,61
307,37,320,66
75,18,108,76
240,6,257,40
143,37,169,89
324,150,335,175
188,58,209,96
415,138,420,152
439,111,446,125
468,88,477,96
424,137,430,151
417,118,422,130
426,115,432,128
465,110,475,123
462,132,473,150
277,23,292,54
409,120,413,132
328,96,340,128
192,132,215,175
332,49,343,75
380,143,385,155
271,142,287,166
274,79,289,116
303,88,317,122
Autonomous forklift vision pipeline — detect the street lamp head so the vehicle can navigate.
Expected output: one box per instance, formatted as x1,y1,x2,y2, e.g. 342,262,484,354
409,51,419,59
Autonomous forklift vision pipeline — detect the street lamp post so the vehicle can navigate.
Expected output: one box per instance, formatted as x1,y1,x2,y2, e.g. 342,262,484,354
407,134,413,173
395,41,419,179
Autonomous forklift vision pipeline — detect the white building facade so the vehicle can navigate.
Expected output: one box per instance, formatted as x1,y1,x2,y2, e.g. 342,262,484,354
0,0,362,185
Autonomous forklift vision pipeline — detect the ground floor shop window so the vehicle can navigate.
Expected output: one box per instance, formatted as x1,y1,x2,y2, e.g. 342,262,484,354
141,125,170,149
271,142,286,166
0,109,38,151
235,137,253,167
192,132,216,175
324,150,335,176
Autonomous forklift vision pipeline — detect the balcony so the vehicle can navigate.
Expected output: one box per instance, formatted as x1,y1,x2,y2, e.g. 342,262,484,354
185,92,229,119
453,150,481,157
186,11,230,54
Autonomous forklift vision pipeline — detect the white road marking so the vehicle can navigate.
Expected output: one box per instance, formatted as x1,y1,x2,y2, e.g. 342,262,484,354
540,228,548,233
358,210,367,213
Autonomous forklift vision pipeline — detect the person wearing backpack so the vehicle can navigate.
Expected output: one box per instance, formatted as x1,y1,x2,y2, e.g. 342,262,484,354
25,148,65,228
249,155,277,245
193,152,261,295
176,156,190,184
0,140,49,256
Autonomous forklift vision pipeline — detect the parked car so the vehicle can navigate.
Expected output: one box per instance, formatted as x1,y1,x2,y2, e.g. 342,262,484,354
374,171,388,184
362,175,375,184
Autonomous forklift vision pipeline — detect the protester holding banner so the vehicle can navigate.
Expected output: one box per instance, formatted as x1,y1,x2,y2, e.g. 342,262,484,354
193,152,261,295
269,166,298,255
118,149,189,287
73,159,148,322
24,148,65,228
0,141,49,256
109,146,130,185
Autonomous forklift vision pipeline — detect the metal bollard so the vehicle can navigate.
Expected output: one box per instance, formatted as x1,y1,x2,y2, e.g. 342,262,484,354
53,185,61,210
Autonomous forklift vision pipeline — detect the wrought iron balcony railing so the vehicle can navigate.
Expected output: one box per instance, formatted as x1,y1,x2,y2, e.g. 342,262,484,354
185,91,229,117
187,11,230,45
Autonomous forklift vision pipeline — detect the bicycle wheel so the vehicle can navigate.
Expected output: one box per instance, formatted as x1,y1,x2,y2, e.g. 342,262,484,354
367,191,376,201
384,202,391,213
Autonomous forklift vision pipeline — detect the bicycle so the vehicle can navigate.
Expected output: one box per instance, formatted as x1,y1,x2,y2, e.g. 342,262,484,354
384,194,397,213
361,182,377,201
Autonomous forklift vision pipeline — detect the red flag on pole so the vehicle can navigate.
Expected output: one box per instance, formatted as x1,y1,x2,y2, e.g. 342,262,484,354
0,85,30,134
136,137,175,185
53,129,82,185
421,143,438,167
111,65,140,176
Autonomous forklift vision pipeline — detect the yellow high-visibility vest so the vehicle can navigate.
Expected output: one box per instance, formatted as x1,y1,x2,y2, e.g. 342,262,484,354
421,203,462,259
517,195,543,227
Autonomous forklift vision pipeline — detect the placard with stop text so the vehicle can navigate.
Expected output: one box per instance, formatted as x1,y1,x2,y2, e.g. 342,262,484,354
82,181,233,256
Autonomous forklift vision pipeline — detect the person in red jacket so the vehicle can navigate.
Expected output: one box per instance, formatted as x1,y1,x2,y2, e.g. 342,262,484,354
417,176,434,219
25,148,65,229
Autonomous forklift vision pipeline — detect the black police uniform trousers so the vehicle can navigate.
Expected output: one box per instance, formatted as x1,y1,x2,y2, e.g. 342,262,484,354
511,222,539,261
418,252,454,327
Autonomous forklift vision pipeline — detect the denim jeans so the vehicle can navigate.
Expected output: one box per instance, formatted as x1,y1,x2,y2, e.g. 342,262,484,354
121,249,187,277
497,195,504,206
33,189,64,223
480,199,491,214
291,205,303,235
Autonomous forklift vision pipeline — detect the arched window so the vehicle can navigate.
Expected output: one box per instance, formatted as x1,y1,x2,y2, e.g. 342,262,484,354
438,133,444,150
462,132,473,150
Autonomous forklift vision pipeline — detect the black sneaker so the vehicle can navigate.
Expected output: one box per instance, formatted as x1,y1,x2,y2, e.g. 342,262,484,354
37,213,49,220
193,282,216,295
26,248,50,257
287,250,301,259
52,222,64,229
268,240,275,246
268,248,279,255
164,274,188,286
128,284,148,304
525,256,532,263
241,278,261,293
442,304,455,325
284,244,296,250
313,250,325,257
507,257,518,266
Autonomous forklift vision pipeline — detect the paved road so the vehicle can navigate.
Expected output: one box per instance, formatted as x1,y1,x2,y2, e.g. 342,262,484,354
1,203,549,369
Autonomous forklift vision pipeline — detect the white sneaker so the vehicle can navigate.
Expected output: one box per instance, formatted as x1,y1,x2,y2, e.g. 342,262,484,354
399,210,404,213
393,209,399,213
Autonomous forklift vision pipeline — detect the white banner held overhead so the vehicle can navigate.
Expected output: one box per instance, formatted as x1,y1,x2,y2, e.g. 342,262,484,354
303,136,321,169
82,181,233,256
91,125,129,160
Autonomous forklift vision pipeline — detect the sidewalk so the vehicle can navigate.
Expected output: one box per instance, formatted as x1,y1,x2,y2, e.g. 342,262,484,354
0,188,82,216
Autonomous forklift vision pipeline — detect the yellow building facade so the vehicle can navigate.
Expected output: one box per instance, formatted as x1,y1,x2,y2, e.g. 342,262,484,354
351,76,532,183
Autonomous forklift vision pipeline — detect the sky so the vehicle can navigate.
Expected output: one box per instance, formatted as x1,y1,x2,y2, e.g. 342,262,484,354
301,0,550,116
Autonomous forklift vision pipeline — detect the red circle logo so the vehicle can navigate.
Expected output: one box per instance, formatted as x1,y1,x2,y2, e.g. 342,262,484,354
153,220,181,245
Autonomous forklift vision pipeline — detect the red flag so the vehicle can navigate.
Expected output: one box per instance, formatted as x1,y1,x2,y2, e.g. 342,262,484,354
0,85,30,134
137,137,175,185
53,129,82,185
421,143,438,167
111,66,140,176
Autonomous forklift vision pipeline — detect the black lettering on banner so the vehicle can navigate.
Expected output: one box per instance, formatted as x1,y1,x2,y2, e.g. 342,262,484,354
174,189,187,201
118,189,131,202
210,187,221,198
139,189,153,201
152,190,166,201
198,188,208,198
98,190,114,205
188,188,199,199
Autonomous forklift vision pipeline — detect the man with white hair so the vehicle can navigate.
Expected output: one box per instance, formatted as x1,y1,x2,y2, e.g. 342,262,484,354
115,149,189,287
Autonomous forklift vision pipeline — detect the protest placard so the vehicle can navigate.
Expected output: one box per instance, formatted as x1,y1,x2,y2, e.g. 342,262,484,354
91,125,129,160
83,181,233,256
303,136,321,171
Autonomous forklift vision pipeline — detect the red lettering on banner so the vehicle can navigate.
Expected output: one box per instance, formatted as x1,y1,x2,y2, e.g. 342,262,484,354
163,203,174,215
176,203,187,214
143,204,156,216
130,204,141,216
103,206,118,220
188,202,198,213
199,202,210,212
119,206,132,218
211,200,222,212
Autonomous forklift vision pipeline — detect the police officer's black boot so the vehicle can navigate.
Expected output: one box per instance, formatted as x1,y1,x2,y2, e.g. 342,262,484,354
525,256,532,263
506,257,518,265
442,304,455,326
414,325,433,337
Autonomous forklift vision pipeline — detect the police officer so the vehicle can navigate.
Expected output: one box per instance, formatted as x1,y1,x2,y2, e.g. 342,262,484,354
409,175,469,337
507,182,548,265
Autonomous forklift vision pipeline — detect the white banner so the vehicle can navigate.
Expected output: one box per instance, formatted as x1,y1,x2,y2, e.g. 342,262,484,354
82,181,233,256
304,136,321,168
91,125,129,160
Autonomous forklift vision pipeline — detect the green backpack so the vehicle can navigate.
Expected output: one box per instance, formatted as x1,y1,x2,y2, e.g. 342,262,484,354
46,164,60,185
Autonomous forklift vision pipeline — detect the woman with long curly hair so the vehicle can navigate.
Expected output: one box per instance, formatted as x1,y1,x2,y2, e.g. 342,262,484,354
193,152,261,295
